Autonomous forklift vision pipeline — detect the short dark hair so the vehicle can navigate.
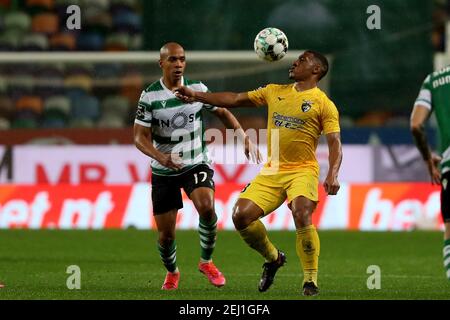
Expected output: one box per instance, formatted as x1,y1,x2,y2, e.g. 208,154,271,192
305,50,329,80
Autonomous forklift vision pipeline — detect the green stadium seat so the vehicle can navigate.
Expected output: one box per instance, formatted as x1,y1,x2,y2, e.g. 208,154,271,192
11,117,38,129
129,34,141,50
82,0,110,11
44,95,71,116
101,95,129,118
21,33,49,51
0,30,22,50
41,107,68,128
0,117,10,130
97,114,125,128
4,11,31,33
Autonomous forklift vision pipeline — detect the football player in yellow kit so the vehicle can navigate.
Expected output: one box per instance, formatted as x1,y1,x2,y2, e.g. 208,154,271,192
175,50,342,296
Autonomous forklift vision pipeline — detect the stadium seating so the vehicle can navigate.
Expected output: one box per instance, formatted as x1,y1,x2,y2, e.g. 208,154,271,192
31,12,59,34
0,116,10,129
0,0,431,136
4,11,31,33
76,32,104,51
16,95,44,114
0,0,12,10
41,95,69,128
0,95,14,119
26,0,55,15
101,95,130,118
104,33,130,51
70,94,100,121
97,114,125,128
0,1,146,129
0,0,142,51
49,32,76,50
11,108,40,128
21,33,49,50
44,95,70,115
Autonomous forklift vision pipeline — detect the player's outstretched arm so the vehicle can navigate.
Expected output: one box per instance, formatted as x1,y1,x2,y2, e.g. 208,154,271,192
175,86,256,108
133,123,182,170
324,132,342,195
410,104,441,184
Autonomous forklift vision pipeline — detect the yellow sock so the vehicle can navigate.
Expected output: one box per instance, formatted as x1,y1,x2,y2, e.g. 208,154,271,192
238,220,278,262
296,225,320,286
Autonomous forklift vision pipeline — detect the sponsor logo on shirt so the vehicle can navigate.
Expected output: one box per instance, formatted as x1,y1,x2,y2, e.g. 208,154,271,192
272,112,305,130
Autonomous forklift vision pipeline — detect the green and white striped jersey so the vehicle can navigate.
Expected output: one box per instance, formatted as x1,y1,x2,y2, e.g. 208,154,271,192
135,77,217,176
414,66,450,174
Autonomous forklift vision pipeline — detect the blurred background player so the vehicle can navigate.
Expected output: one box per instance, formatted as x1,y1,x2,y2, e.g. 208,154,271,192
134,42,261,290
176,50,342,296
410,67,450,280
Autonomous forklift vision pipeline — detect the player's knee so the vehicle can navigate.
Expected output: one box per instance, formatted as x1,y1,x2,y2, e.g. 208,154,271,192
195,199,215,219
232,205,252,230
291,209,312,228
159,232,175,246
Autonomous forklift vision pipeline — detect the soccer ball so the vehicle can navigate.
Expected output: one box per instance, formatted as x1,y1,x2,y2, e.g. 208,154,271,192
254,27,289,62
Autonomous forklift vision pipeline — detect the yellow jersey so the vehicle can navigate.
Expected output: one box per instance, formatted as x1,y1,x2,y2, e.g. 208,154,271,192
247,84,340,175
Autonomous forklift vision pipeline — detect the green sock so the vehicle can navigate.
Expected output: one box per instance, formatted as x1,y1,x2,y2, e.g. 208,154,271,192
157,241,177,273
199,215,217,262
444,239,450,279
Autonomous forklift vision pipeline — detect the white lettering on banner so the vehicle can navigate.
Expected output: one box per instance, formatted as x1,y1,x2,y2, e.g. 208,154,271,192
391,200,422,231
319,185,349,229
0,192,50,228
29,192,51,228
59,192,113,229
122,183,152,229
359,189,392,230
359,189,441,231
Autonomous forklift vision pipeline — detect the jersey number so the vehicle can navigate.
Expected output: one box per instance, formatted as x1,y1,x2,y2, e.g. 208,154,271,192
194,172,207,184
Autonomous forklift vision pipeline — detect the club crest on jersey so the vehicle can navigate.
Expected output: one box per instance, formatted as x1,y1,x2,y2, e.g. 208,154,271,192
301,100,313,112
161,100,167,107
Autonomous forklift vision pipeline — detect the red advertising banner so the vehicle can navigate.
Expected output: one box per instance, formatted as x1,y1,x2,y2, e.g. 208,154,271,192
0,183,443,231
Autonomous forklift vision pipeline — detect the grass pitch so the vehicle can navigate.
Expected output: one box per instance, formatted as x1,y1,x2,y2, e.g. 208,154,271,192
0,229,449,300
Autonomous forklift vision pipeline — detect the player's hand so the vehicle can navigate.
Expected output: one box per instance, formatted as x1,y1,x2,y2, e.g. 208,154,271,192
426,153,442,185
244,137,263,164
157,153,183,171
323,174,340,195
174,86,196,103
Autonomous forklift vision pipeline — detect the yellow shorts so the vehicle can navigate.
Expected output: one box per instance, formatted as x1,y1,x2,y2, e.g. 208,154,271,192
239,170,318,216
